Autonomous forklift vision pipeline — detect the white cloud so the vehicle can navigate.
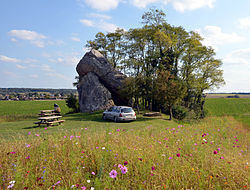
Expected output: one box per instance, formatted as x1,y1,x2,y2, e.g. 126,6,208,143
89,13,112,20
130,0,215,11
8,30,47,48
71,37,81,42
131,0,165,8
223,48,250,66
85,0,120,11
171,0,215,12
197,25,244,49
0,55,20,63
80,18,119,32
16,64,26,69
100,22,118,32
46,72,68,80
80,19,95,27
56,56,80,66
239,17,250,30
41,64,53,72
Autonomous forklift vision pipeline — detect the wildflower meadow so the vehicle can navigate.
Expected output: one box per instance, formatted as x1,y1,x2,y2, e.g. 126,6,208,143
0,112,248,189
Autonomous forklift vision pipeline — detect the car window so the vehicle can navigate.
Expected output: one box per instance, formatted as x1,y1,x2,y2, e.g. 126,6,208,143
121,108,133,113
112,107,117,112
108,107,113,112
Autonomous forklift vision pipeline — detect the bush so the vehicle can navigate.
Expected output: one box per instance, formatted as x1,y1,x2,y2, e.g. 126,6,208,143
172,105,188,120
66,94,80,113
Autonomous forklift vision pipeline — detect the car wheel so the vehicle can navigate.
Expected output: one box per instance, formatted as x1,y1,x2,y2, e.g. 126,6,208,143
102,114,106,120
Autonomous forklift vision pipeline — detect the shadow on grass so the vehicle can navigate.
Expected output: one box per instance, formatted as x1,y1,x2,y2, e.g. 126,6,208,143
64,111,157,123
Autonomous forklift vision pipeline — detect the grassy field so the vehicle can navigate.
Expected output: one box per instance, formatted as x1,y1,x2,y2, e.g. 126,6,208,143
0,100,249,189
205,98,250,126
0,100,70,122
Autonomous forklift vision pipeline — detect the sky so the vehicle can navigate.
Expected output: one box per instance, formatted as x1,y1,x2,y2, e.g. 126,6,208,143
0,0,249,92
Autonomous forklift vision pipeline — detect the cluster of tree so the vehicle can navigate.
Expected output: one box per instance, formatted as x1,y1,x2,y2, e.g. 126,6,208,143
85,9,225,120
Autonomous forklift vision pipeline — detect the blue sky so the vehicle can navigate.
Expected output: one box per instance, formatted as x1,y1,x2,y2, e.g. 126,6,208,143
0,0,249,92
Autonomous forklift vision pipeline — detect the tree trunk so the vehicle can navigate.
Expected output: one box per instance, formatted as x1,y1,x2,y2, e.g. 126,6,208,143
169,107,173,120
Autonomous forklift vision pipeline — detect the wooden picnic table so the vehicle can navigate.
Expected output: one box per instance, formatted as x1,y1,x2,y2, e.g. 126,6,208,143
39,110,61,116
35,115,65,127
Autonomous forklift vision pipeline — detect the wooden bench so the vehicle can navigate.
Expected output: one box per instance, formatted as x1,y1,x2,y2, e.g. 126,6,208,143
34,120,65,127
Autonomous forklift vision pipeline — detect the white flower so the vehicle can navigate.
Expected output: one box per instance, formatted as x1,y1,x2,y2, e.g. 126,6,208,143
9,181,15,184
87,180,91,183
90,187,95,190
71,185,75,188
102,147,105,150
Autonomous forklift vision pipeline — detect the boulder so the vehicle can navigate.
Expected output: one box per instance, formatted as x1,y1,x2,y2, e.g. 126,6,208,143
76,49,128,112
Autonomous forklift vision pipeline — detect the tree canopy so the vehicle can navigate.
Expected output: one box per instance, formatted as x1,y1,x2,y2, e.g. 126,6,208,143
85,9,225,120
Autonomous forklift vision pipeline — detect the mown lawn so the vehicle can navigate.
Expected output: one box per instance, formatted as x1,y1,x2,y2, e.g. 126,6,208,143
204,98,250,126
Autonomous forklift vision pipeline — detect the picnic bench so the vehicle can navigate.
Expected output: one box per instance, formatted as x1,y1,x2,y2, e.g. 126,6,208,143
39,110,61,116
34,110,64,127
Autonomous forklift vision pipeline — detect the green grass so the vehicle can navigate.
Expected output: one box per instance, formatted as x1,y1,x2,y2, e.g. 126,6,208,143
0,100,249,189
0,115,248,189
0,100,70,122
205,98,250,126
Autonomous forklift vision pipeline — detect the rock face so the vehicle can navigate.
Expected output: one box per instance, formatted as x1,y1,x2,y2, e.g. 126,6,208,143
76,49,128,112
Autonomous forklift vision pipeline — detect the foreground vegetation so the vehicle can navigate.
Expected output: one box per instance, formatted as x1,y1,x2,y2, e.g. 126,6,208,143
0,99,249,189
0,114,248,189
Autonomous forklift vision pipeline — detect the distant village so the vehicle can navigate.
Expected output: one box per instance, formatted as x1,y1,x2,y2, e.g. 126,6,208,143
0,88,77,101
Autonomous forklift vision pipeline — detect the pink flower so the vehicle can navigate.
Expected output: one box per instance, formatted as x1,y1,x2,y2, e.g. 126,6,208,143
109,170,117,178
217,148,221,151
81,186,86,190
213,151,218,154
116,129,120,132
151,166,155,171
124,161,128,165
121,166,128,174
64,136,67,138
44,128,47,130
35,134,40,137
118,164,123,169
169,157,173,160
176,153,180,157
92,172,95,175
138,158,143,161
220,156,224,159
26,144,31,148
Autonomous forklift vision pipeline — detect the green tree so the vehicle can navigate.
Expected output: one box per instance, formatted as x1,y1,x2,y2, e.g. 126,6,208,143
155,71,186,120
66,94,80,113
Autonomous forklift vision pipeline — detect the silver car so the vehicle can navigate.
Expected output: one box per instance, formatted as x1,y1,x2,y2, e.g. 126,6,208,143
102,106,136,122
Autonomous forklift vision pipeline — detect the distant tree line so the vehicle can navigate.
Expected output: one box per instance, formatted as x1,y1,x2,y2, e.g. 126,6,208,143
0,88,77,101
85,9,225,120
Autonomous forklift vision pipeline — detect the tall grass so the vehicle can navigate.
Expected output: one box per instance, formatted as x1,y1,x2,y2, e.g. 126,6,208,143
0,116,248,189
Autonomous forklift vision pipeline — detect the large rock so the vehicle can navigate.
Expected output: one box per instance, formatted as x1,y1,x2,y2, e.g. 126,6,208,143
76,49,128,112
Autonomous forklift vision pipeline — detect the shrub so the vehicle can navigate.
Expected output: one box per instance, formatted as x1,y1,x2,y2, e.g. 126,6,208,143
66,94,80,113
172,105,188,120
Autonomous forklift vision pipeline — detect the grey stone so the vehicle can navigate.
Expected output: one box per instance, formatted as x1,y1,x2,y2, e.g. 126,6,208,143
76,49,128,112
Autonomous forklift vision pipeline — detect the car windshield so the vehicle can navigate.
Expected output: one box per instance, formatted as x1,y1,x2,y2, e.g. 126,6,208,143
121,108,133,113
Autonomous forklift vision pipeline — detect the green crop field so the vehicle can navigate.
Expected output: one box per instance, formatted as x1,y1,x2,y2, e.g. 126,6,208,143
205,98,250,126
0,100,249,189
